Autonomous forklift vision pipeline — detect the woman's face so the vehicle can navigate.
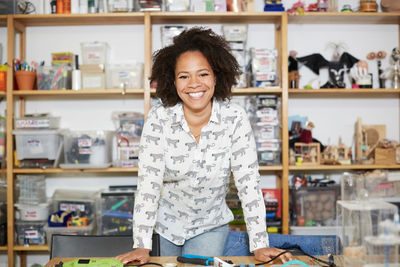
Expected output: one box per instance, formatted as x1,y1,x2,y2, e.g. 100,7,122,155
174,50,215,113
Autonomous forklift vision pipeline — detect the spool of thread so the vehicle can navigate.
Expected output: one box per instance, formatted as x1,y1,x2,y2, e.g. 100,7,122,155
70,0,79,13
360,1,377,12
79,0,88,13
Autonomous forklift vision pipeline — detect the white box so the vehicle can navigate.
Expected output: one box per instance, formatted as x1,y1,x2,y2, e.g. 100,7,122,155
81,42,110,65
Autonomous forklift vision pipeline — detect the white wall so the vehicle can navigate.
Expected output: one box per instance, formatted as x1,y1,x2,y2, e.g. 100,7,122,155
0,6,399,266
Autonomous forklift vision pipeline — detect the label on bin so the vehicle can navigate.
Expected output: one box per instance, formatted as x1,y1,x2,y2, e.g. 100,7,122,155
16,119,50,128
27,138,44,154
78,138,92,154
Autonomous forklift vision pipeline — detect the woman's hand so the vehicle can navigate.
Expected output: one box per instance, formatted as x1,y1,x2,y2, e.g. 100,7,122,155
253,247,293,263
115,248,151,264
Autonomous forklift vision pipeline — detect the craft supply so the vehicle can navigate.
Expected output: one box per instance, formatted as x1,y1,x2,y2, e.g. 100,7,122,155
72,55,81,90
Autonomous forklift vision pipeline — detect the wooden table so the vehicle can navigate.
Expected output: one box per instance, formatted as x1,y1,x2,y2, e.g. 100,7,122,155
45,256,343,267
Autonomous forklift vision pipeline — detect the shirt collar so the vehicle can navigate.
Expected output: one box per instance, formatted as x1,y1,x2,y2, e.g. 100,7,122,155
170,98,222,126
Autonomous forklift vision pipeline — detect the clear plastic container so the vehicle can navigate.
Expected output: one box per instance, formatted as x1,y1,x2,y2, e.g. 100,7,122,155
15,220,46,245
36,65,72,90
81,42,110,65
61,130,113,168
15,202,49,221
13,129,62,160
292,185,340,226
52,189,98,218
337,200,399,266
106,63,143,89
16,175,46,204
98,187,135,235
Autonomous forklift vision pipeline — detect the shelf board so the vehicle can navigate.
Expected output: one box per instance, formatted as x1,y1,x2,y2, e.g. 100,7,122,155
0,91,5,96
12,13,145,26
0,246,7,251
289,164,400,171
259,165,283,171
12,89,145,96
13,167,139,173
288,12,400,24
150,88,282,95
150,11,284,24
232,88,282,94
14,245,49,251
289,88,400,97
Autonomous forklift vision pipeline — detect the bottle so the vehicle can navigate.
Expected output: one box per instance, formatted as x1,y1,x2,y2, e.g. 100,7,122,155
44,0,52,14
80,0,88,13
70,0,80,13
72,55,81,91
50,0,57,13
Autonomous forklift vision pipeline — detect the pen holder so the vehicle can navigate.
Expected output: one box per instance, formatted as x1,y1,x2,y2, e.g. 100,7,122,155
15,70,36,90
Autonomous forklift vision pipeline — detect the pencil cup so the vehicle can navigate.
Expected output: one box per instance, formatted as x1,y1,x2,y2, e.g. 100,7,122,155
15,70,36,90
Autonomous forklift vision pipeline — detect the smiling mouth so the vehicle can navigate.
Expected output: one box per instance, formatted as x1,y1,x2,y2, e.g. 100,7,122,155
188,92,205,98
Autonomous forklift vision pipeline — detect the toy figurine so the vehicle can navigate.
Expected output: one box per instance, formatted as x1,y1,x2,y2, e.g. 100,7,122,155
287,1,305,15
366,51,386,88
288,50,300,88
264,0,285,11
297,43,360,88
381,47,400,89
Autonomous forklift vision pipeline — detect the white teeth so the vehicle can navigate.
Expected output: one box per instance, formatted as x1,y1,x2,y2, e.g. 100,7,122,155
189,92,204,98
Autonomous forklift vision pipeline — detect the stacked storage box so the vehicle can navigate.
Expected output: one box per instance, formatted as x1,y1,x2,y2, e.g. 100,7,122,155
222,25,248,88
112,112,144,168
80,42,109,90
13,114,62,168
60,130,113,169
251,95,281,166
45,189,97,246
14,175,47,246
97,185,136,235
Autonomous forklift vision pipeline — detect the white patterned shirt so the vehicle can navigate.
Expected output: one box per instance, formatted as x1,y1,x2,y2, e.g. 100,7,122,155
133,99,269,252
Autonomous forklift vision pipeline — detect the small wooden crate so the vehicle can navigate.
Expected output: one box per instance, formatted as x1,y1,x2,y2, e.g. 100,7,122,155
375,148,396,165
294,142,320,165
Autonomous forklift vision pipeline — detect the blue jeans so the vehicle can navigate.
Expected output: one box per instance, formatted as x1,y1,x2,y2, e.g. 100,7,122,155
160,224,229,256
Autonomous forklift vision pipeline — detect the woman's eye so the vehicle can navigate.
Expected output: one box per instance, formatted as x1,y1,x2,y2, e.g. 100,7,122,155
200,73,209,77
178,75,188,79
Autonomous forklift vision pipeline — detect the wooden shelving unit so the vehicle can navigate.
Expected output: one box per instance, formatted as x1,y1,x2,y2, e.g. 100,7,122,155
1,11,399,267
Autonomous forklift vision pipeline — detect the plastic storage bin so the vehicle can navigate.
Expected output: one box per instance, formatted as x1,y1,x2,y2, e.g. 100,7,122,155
15,115,60,129
98,187,135,235
61,130,113,168
52,189,98,218
337,200,398,267
16,175,46,204
106,63,144,89
15,220,46,245
36,65,72,90
292,185,340,227
15,203,49,221
13,129,62,160
81,42,110,65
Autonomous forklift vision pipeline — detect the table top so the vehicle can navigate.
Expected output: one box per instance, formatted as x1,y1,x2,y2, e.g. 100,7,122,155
45,255,342,267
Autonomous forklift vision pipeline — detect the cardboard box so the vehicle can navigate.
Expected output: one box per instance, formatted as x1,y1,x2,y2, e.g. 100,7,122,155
375,147,396,165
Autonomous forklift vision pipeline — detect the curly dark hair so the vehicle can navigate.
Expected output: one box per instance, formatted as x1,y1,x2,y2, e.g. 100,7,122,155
150,27,241,107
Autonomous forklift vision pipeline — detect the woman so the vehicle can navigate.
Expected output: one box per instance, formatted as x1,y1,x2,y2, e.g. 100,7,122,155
116,27,291,264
